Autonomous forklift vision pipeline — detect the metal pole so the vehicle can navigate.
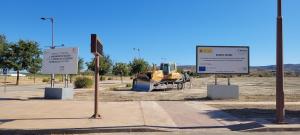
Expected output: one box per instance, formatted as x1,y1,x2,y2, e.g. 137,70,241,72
51,18,54,48
138,48,141,58
66,74,69,88
41,17,55,88
227,75,231,86
133,48,141,59
51,18,55,88
4,75,7,93
276,0,285,124
91,55,101,118
214,74,217,85
49,18,55,88
64,74,67,88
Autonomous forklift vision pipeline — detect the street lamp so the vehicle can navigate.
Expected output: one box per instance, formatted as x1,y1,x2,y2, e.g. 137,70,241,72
276,0,285,124
41,17,55,87
45,44,64,49
133,48,141,58
161,57,167,62
41,17,54,49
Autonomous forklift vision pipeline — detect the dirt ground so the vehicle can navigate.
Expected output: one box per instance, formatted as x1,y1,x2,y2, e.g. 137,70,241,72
1,76,300,102
2,76,300,123
74,76,300,102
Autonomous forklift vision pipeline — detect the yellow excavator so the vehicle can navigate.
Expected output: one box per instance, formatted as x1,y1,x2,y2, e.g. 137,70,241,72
132,62,190,92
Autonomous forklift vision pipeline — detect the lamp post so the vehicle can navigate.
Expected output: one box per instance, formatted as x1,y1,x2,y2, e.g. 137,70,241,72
276,0,285,124
41,17,55,88
133,48,141,58
161,57,167,62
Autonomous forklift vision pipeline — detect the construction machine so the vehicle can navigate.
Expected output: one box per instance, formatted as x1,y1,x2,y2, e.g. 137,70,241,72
132,62,190,92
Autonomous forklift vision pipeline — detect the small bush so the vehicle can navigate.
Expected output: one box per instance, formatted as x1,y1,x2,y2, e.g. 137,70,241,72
42,78,49,82
74,77,93,88
130,76,134,80
100,76,106,81
126,83,132,88
107,77,113,80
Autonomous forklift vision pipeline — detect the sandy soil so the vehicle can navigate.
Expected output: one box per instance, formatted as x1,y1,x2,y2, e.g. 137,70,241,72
1,76,300,102
74,77,300,102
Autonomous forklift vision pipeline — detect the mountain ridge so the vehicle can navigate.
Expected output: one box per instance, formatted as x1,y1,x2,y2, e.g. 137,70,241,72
177,64,300,72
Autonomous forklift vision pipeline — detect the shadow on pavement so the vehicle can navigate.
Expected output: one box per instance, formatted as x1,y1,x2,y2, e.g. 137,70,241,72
204,109,266,131
0,98,28,101
220,108,300,119
205,108,300,131
0,97,60,101
0,117,90,122
0,125,168,134
184,96,212,101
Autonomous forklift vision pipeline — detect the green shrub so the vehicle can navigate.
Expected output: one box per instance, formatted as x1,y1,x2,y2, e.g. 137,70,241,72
42,78,49,82
126,83,132,88
100,76,106,81
107,77,113,80
74,77,93,88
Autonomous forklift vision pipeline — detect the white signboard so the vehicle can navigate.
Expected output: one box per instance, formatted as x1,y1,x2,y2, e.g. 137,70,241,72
42,47,78,74
196,46,249,74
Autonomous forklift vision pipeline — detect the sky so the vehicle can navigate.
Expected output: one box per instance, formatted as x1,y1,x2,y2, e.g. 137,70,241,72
1,0,300,66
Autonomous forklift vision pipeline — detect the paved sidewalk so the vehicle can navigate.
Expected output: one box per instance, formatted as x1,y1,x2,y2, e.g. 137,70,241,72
0,100,299,134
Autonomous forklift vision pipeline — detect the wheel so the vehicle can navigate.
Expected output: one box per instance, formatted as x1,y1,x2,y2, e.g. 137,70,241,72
177,83,184,90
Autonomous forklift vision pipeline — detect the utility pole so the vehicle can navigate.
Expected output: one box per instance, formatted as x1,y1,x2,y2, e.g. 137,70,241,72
276,0,285,124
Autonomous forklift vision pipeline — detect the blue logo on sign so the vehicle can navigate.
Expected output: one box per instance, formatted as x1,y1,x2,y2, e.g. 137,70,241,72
199,66,206,71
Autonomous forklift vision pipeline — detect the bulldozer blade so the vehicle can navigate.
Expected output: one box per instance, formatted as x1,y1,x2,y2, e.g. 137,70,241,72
132,79,154,92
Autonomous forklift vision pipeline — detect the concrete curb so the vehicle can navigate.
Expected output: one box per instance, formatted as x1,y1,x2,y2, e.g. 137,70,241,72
3,125,300,134
0,126,168,135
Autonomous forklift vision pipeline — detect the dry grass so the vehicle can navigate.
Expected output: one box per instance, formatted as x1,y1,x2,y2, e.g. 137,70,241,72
1,76,300,102
72,76,300,102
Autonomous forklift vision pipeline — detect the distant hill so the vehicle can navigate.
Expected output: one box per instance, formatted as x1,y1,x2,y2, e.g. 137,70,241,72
251,64,300,73
178,64,300,73
177,65,196,72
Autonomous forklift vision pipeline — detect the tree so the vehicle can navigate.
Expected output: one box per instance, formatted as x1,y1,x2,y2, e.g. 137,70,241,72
129,58,149,75
4,40,42,85
0,35,9,69
28,58,42,84
112,62,129,83
86,55,112,78
0,35,6,55
70,57,84,83
78,57,84,74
